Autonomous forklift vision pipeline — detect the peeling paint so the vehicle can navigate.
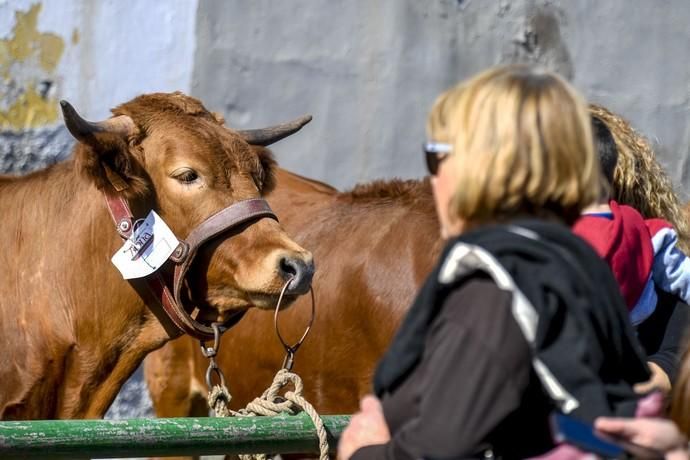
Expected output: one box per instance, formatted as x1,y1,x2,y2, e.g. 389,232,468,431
3,4,64,72
0,85,58,129
0,3,65,130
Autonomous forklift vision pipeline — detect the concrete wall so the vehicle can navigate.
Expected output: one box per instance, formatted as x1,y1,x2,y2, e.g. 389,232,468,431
193,0,690,196
2,0,690,419
0,0,197,172
4,0,689,188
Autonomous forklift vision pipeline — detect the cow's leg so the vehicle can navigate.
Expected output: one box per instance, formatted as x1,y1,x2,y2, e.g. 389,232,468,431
144,336,207,418
145,336,208,460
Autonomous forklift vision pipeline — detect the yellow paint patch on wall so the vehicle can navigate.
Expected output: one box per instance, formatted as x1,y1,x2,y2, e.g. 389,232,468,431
71,28,79,45
0,3,66,130
0,85,58,129
5,3,64,71
37,33,64,73
0,41,9,79
5,4,39,62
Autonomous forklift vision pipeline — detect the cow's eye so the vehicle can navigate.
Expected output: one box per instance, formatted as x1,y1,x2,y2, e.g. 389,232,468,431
172,168,199,184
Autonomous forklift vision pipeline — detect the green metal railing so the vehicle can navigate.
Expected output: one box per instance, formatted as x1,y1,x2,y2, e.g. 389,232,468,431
0,414,350,459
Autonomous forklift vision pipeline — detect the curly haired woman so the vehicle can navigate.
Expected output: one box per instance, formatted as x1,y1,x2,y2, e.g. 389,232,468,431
575,108,690,395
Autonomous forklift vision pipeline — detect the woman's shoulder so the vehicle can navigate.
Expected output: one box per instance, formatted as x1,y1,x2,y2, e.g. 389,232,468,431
435,274,533,377
443,274,507,308
439,275,524,341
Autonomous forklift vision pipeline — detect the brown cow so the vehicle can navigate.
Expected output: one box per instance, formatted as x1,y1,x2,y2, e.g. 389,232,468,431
0,92,314,419
145,167,443,416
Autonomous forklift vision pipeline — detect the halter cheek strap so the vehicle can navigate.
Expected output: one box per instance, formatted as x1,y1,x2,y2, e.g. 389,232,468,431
104,193,277,340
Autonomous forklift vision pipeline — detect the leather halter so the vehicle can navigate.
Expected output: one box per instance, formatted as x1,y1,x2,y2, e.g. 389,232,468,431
104,193,278,341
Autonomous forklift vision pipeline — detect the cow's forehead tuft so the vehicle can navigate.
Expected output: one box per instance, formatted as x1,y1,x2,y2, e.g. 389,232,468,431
112,92,218,131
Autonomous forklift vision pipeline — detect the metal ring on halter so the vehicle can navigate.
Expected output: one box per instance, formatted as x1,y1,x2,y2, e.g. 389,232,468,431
199,322,223,358
274,276,316,370
205,361,226,388
200,323,228,390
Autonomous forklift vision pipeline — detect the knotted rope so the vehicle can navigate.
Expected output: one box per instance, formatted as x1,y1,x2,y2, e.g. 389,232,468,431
207,369,329,460
204,280,327,459
208,383,232,418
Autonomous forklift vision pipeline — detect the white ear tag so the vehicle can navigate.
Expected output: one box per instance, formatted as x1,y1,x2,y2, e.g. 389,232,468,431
111,210,179,280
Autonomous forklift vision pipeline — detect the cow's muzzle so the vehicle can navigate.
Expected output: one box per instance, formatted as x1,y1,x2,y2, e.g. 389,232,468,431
279,256,315,296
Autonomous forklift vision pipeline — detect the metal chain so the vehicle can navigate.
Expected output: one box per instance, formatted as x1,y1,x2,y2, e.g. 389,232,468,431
200,322,232,417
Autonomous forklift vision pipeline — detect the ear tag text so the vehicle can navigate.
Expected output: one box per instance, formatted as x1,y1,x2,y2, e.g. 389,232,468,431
111,210,179,279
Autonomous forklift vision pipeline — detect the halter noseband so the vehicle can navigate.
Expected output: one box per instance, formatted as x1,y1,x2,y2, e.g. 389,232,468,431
104,193,277,340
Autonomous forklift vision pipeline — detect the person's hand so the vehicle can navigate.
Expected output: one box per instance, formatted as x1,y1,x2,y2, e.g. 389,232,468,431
338,395,391,460
594,417,689,460
635,362,672,394
636,391,665,418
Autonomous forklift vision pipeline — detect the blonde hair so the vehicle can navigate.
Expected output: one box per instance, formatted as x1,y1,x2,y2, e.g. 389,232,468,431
589,104,690,254
427,65,599,226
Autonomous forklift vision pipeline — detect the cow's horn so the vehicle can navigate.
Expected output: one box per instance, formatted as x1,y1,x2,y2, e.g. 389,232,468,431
238,115,312,146
60,100,136,141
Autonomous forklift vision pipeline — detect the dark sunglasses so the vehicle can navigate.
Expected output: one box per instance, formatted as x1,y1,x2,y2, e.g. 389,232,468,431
423,142,452,176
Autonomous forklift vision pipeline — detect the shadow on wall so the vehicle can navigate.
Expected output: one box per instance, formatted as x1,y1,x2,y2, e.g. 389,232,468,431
508,3,574,80
0,127,73,173
105,365,154,420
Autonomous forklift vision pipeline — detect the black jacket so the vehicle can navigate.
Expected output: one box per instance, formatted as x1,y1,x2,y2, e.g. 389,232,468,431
638,289,690,383
355,220,649,459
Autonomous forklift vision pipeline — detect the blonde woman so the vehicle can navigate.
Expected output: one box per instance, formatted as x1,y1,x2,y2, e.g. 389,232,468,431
338,66,650,459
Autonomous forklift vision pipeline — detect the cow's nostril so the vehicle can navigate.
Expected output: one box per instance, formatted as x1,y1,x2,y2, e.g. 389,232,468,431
280,257,298,279
278,256,314,295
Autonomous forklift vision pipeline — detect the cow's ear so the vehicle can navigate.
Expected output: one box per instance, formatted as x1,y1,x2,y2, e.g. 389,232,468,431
61,100,149,198
252,145,277,194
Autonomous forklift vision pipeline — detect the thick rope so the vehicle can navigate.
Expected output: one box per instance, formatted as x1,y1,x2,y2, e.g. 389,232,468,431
208,368,329,460
208,384,232,418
